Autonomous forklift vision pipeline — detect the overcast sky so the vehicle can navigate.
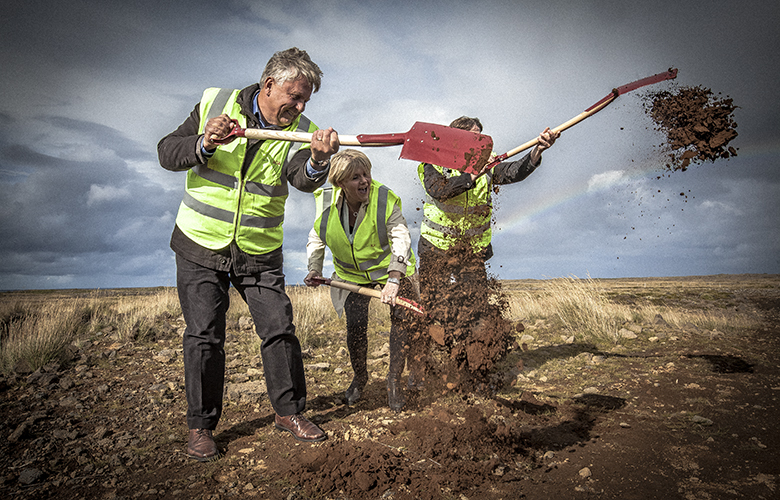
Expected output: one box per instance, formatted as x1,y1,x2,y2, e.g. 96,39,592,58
1,0,778,290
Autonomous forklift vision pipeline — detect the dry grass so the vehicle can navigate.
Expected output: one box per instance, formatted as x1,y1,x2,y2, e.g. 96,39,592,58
1,300,94,373
0,289,177,374
0,284,389,376
108,288,181,342
228,285,391,353
506,275,763,346
2,276,766,376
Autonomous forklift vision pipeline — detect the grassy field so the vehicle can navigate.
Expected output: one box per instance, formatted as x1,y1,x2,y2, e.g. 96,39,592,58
2,274,772,378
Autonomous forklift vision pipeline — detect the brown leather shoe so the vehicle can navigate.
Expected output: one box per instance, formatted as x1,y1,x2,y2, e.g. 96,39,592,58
187,428,220,461
274,413,326,442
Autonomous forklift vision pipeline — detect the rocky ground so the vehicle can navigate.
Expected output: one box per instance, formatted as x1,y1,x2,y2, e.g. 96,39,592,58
1,275,779,499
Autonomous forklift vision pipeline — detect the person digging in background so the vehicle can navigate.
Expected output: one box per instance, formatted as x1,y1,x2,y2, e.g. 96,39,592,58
304,149,418,412
412,116,559,388
157,47,339,461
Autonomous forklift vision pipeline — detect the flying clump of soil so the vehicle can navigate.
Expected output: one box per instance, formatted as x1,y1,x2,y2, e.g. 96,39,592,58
644,85,739,171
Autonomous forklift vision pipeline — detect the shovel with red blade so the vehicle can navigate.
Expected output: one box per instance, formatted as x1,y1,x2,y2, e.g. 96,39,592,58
212,121,493,174
461,68,679,175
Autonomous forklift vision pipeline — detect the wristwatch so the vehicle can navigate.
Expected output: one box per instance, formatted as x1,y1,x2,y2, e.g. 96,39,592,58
310,157,330,168
387,277,400,285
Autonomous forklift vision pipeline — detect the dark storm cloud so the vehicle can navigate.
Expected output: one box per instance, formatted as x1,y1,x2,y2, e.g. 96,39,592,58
0,109,181,288
1,0,778,289
0,154,166,251
2,144,63,168
40,117,150,161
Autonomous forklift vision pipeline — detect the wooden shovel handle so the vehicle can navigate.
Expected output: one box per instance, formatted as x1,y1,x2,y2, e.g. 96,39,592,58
487,68,678,168
211,119,395,146
242,128,361,145
311,277,425,316
324,278,383,299
498,93,618,161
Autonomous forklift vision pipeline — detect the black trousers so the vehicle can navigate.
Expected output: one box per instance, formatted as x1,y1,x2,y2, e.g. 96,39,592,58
176,254,306,430
343,280,413,385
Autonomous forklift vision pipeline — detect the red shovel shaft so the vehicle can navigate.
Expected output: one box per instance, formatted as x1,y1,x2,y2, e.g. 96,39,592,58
471,68,679,174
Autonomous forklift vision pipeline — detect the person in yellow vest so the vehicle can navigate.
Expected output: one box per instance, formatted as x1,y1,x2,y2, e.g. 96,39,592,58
158,48,338,461
418,116,559,262
412,116,559,387
304,149,417,412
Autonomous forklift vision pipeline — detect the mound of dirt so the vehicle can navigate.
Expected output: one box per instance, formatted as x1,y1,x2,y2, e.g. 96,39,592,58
279,400,560,499
644,85,739,171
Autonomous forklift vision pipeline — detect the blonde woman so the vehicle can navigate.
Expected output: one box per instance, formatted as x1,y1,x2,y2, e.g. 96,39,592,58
304,149,417,411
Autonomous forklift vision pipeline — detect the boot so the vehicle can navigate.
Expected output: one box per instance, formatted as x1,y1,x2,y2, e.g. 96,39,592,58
387,376,405,412
387,322,407,412
345,317,369,405
345,375,367,405
407,339,427,391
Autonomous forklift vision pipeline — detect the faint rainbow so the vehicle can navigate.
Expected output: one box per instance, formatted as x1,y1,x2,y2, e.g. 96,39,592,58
494,181,586,228
493,164,665,228
493,140,755,229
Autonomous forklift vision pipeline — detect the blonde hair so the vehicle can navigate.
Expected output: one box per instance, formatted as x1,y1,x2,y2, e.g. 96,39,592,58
328,149,372,187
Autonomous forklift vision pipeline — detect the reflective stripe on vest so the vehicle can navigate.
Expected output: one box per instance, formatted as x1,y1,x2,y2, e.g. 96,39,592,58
314,181,415,284
417,162,493,252
174,87,317,253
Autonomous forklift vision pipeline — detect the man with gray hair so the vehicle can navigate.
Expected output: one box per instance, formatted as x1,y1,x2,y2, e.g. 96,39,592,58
158,47,339,461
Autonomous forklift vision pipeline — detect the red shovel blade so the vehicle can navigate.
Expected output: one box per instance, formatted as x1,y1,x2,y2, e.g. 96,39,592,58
358,122,494,173
402,122,494,173
212,120,494,173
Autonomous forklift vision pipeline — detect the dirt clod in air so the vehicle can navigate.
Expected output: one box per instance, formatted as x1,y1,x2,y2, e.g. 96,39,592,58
644,85,739,171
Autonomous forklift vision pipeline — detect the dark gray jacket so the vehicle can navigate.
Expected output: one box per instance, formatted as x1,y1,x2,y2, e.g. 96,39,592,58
157,84,327,274
418,152,540,261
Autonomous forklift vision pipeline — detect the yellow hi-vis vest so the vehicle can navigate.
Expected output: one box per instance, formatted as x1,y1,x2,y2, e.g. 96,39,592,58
313,180,416,284
417,163,493,252
174,87,318,254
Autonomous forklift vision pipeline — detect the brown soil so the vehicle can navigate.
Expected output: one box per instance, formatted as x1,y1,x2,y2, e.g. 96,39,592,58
413,242,516,393
2,275,779,499
644,85,739,171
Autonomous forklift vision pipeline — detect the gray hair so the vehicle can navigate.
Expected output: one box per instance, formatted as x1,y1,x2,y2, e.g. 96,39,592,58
260,47,323,93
